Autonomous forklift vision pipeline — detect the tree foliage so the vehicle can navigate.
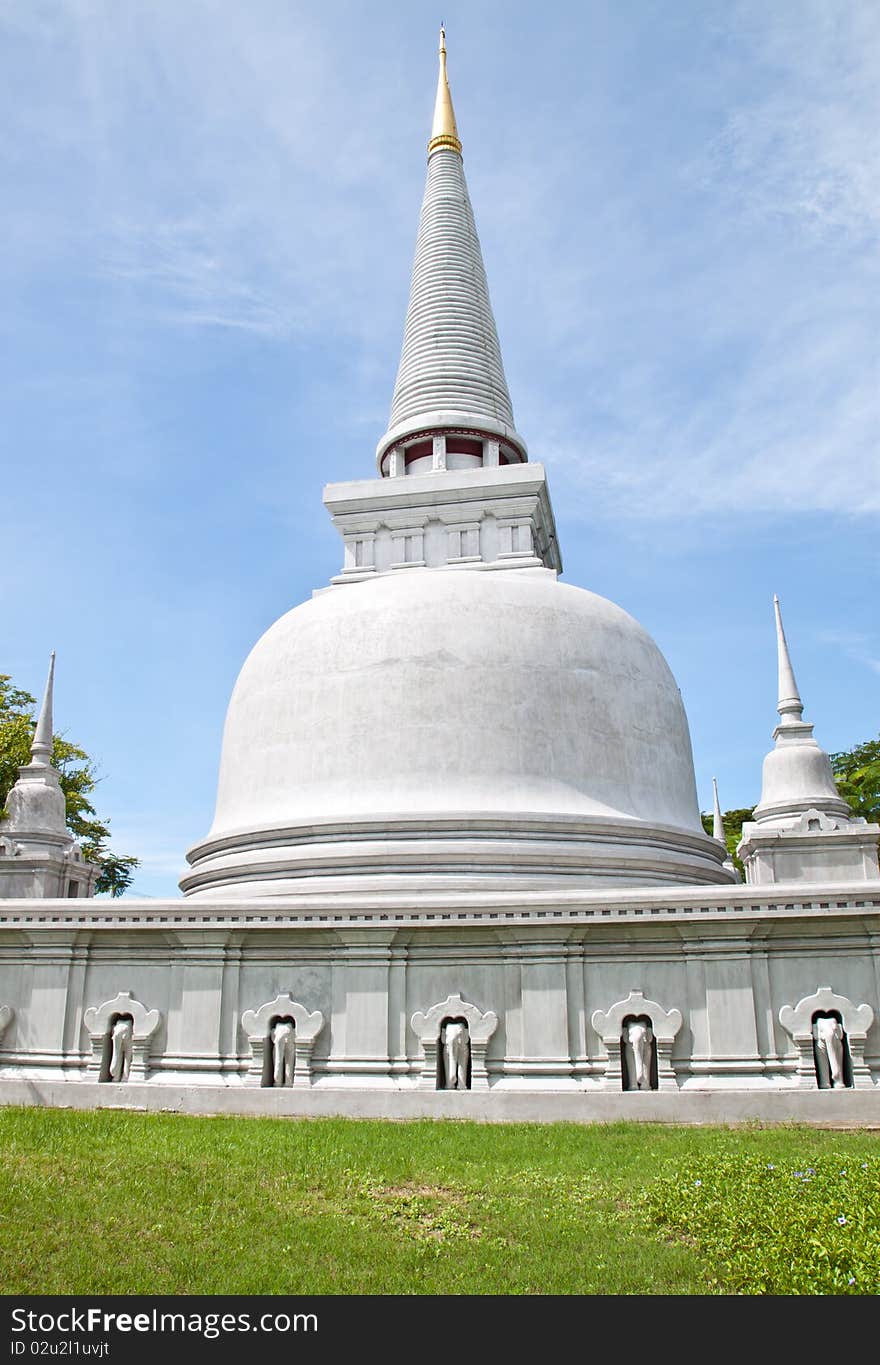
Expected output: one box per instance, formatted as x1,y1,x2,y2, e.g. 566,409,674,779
0,674,138,896
830,735,880,826
700,807,754,876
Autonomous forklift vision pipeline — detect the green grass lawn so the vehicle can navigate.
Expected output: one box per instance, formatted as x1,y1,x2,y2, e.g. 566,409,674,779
1,1107,877,1295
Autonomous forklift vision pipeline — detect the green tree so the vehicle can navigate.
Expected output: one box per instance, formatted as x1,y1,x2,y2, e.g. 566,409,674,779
830,734,880,825
0,674,138,896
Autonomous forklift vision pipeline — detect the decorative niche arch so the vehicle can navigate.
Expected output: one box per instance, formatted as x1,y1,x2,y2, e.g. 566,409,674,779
779,987,874,1090
591,990,682,1092
410,993,498,1091
83,991,161,1083
240,994,324,1088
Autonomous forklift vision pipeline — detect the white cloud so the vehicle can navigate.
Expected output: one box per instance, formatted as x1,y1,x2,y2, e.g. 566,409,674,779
816,629,880,677
3,1,878,525
498,3,880,524
101,219,291,338
0,1,415,348
701,2,880,244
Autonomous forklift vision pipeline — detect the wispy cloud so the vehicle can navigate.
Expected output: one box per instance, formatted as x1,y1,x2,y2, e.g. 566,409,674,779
0,1,415,348
478,3,880,525
699,2,880,245
816,629,880,677
7,2,876,526
102,219,291,337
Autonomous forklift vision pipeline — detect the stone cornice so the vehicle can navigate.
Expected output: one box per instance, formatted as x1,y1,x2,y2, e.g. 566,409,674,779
1,883,878,931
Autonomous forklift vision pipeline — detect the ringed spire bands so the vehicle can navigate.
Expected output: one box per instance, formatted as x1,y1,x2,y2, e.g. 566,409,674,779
376,30,527,474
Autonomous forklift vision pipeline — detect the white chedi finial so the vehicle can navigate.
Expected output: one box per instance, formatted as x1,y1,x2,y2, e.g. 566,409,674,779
711,777,725,843
750,597,848,824
1,651,68,837
712,775,741,880
31,651,56,767
737,597,879,882
773,595,803,724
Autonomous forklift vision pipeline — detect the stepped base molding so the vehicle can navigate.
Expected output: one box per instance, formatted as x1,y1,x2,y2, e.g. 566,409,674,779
0,1081,878,1127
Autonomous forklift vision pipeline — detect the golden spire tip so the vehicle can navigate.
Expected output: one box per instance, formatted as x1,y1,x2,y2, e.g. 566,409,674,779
428,25,461,156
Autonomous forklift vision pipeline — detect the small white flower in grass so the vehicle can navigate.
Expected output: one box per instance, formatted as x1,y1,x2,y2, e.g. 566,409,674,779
848,1277,856,1286
694,1179,702,1187
767,1163,775,1170
837,1215,847,1225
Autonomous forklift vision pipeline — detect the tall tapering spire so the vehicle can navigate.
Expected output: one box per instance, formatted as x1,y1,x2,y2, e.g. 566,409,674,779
429,26,461,155
711,777,725,843
31,651,56,768
773,595,803,724
376,28,527,474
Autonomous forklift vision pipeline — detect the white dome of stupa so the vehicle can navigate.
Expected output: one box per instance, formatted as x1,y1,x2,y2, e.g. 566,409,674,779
216,571,697,828
182,569,729,897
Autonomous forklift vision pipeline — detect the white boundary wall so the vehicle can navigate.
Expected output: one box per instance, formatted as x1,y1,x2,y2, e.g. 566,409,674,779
1,882,879,1099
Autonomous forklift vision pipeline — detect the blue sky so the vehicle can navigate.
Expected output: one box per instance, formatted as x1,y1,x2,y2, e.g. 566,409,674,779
2,0,878,897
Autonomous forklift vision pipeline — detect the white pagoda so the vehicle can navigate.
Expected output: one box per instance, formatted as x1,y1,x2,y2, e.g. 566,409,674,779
0,33,877,1119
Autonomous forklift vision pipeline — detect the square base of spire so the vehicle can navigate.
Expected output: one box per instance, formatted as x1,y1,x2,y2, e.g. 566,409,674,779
738,809,880,885
323,463,562,584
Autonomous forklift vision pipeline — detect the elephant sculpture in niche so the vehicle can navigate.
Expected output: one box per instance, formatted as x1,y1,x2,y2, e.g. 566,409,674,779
812,1012,849,1089
108,1014,134,1083
622,1015,656,1091
241,996,324,1089
440,1018,470,1090
271,1017,296,1087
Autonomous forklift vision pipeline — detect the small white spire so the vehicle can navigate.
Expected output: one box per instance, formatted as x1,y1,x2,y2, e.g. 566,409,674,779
773,595,803,724
751,596,849,826
31,651,56,767
712,777,725,843
0,650,68,841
